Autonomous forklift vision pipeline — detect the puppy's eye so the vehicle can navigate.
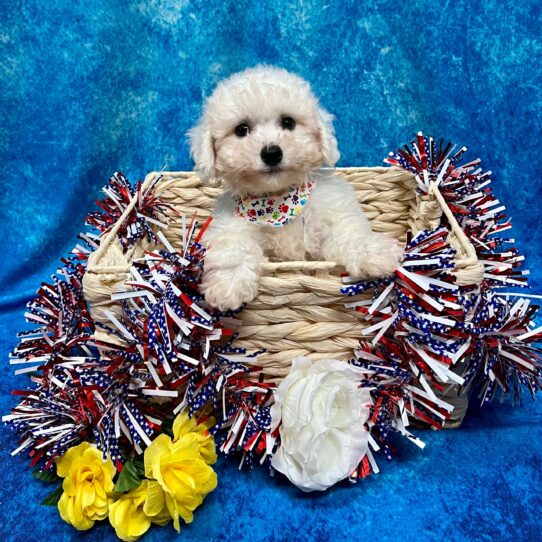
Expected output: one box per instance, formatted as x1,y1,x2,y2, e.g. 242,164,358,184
280,116,296,130
234,123,250,137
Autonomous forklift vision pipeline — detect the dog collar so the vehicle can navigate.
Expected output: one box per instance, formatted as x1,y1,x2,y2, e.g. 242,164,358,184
235,180,314,227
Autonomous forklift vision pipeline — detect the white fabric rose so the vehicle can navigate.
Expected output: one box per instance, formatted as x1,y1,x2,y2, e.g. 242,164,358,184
270,357,371,492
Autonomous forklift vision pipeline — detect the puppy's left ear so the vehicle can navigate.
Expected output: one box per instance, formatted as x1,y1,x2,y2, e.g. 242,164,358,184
316,106,340,167
187,121,216,182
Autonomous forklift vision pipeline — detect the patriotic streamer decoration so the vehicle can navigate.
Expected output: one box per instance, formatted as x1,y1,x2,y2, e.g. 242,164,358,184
212,363,275,468
4,176,179,467
343,225,542,475
385,132,528,288
337,134,542,475
462,291,542,404
383,134,541,404
86,171,178,250
5,251,102,468
342,227,467,473
342,227,470,391
5,173,274,473
106,215,276,467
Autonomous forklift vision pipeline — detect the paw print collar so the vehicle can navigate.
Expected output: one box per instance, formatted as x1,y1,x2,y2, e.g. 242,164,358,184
235,180,314,227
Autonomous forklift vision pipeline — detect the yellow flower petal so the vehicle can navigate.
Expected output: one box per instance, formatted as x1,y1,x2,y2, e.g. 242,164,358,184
172,412,217,464
143,480,165,517
177,457,218,496
203,468,218,495
65,493,94,530
172,412,198,441
94,479,107,501
62,473,74,495
58,492,71,525
169,433,204,464
109,498,131,530
126,516,151,541
163,468,198,506
165,494,181,533
144,433,172,479
56,442,91,478
79,481,95,510
177,502,195,524
150,508,171,527
195,433,218,465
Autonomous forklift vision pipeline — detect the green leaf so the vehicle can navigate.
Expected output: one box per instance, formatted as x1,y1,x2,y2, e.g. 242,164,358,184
32,468,59,483
114,460,142,493
41,484,63,506
133,458,145,477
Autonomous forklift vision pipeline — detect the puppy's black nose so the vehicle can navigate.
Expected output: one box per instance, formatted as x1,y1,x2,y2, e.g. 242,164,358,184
260,145,283,166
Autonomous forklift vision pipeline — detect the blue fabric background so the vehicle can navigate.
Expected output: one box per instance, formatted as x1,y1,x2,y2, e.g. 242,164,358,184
1,1,541,541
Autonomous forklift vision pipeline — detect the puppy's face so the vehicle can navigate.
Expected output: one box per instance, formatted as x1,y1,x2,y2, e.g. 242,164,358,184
189,66,339,196
213,111,324,195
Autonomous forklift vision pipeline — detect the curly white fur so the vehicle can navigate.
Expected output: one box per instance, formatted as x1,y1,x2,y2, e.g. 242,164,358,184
188,65,402,311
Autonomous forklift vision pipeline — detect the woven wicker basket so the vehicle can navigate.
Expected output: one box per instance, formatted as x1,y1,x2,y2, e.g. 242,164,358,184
83,167,484,383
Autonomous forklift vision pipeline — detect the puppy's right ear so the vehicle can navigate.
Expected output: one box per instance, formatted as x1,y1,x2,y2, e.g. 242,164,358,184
187,121,215,182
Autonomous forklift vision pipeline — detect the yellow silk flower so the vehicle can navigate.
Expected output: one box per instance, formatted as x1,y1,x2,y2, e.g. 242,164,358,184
109,480,170,542
173,411,217,465
56,442,116,530
144,413,218,532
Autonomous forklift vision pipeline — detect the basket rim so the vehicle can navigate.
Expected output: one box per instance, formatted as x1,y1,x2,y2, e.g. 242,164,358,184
86,167,482,282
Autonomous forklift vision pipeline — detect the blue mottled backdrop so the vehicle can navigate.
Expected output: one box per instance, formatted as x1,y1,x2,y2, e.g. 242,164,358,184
1,1,541,541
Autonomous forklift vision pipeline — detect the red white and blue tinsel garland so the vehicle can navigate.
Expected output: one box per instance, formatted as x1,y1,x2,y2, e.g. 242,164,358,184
385,132,527,288
383,133,542,399
5,134,542,481
4,173,274,471
86,171,179,249
339,134,542,476
342,226,542,476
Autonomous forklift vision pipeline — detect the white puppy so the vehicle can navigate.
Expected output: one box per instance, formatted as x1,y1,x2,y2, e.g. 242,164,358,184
188,65,402,311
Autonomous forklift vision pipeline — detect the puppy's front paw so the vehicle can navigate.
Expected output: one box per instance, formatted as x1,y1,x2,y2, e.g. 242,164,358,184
201,266,260,311
346,233,403,280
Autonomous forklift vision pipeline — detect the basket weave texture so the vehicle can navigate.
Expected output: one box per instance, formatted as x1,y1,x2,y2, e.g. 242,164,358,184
83,167,484,380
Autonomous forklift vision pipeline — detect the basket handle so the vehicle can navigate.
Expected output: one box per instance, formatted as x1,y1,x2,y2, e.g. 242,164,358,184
426,182,477,260
421,181,484,286
89,172,161,266
261,261,340,273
